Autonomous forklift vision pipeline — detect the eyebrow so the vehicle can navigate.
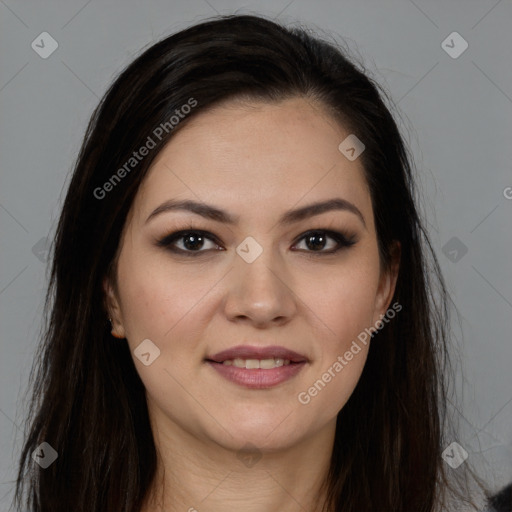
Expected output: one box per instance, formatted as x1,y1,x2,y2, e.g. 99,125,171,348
145,197,366,229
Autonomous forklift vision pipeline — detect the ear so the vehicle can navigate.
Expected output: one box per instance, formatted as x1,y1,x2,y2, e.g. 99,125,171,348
372,240,401,323
102,275,126,339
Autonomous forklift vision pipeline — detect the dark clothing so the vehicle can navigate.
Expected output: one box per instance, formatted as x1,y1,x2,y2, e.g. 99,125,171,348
487,482,512,512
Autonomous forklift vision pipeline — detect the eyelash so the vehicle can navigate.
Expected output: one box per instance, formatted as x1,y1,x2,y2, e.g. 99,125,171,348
156,227,357,257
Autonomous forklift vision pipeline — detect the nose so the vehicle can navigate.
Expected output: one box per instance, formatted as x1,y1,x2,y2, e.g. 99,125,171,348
222,246,298,328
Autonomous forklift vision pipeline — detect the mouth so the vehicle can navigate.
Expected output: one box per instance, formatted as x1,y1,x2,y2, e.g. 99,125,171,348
205,345,308,389
206,345,308,364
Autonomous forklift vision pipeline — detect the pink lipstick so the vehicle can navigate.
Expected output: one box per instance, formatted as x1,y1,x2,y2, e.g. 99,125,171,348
205,345,308,389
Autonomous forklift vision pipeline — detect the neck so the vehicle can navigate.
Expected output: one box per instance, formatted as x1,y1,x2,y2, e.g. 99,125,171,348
141,418,335,512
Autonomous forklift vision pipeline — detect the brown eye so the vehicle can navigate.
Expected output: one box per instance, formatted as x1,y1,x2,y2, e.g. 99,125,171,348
292,230,357,254
156,228,356,257
157,230,222,254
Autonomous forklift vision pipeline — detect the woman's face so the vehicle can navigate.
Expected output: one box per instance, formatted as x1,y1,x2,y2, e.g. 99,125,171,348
105,97,399,452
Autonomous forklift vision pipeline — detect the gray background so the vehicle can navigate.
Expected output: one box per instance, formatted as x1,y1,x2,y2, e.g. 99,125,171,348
1,0,511,508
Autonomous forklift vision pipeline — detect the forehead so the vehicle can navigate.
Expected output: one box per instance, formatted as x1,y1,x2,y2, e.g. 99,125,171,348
132,97,371,223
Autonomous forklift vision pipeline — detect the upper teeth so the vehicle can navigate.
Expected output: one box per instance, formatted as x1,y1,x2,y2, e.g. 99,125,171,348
222,358,291,369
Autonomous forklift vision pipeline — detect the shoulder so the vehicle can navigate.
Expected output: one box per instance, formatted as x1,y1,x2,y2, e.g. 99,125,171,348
485,482,512,512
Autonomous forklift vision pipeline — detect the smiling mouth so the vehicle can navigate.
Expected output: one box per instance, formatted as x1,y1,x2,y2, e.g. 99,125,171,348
204,345,309,388
208,357,294,369
205,357,307,389
206,344,308,364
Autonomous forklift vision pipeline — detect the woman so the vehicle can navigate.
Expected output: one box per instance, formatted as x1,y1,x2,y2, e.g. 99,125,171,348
14,13,494,512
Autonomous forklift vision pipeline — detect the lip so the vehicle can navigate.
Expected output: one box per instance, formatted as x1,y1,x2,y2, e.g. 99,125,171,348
206,360,306,389
205,345,308,390
206,345,308,364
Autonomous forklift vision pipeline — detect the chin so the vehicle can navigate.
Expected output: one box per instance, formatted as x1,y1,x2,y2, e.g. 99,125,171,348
227,431,303,454
206,416,305,452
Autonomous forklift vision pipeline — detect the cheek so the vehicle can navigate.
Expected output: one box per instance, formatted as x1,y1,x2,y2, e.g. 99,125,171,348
116,249,191,341
116,249,224,365
296,256,378,416
115,252,215,405
308,258,380,349
306,347,369,421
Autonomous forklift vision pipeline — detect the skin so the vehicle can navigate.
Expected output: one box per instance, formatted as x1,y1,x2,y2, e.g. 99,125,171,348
104,96,400,512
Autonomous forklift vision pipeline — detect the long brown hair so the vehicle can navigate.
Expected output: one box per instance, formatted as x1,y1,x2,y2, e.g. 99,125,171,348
14,14,485,511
